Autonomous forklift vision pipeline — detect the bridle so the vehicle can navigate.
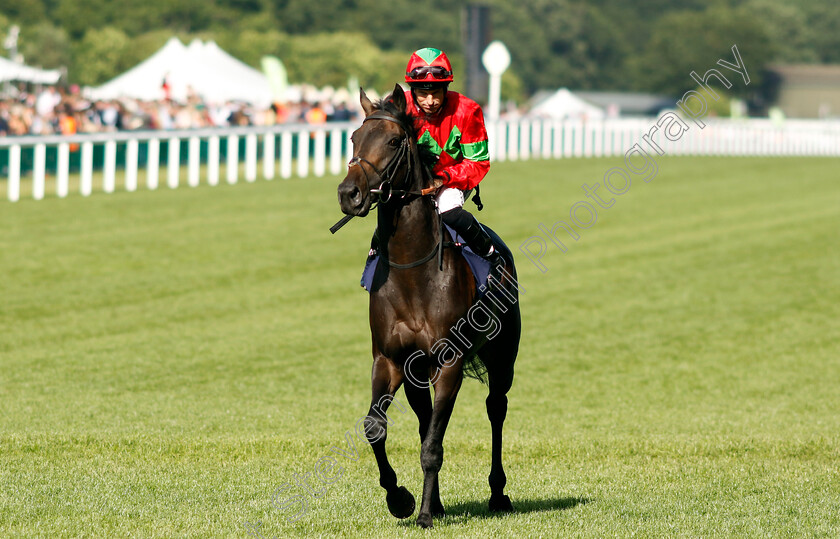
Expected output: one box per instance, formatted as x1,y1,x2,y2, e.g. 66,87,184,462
347,111,431,206
331,111,419,235
334,109,450,269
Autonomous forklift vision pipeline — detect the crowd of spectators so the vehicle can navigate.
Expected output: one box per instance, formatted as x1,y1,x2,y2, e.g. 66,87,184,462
0,83,362,137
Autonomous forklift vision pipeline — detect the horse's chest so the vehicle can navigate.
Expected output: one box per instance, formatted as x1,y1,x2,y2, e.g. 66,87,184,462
370,285,466,356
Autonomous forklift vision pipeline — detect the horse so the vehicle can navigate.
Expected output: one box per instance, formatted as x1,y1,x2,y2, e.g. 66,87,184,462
336,84,521,528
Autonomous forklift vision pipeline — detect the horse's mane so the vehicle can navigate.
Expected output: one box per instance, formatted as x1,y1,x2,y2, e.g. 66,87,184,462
372,95,439,173
371,96,415,136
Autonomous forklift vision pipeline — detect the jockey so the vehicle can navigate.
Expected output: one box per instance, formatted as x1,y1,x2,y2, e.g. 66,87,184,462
403,47,501,272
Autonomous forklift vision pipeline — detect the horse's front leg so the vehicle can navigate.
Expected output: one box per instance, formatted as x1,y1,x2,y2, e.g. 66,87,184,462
365,354,415,519
416,365,463,528
402,363,445,517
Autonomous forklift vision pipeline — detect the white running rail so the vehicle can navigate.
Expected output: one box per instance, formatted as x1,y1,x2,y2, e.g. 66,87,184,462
2,117,839,202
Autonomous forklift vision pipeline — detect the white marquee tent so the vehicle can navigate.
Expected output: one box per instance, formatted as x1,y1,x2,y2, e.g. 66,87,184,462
528,88,605,120
86,37,273,106
0,56,61,84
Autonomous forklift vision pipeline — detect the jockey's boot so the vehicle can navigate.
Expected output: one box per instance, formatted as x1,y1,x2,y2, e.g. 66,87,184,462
442,208,504,288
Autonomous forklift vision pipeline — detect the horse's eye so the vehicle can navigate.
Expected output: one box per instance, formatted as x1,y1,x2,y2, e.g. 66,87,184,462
388,138,400,148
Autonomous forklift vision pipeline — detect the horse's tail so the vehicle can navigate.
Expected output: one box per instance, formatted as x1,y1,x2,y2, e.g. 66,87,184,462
463,355,490,384
463,225,519,385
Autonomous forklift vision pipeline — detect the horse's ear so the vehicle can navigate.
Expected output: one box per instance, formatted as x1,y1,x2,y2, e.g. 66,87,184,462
360,87,374,116
390,83,406,111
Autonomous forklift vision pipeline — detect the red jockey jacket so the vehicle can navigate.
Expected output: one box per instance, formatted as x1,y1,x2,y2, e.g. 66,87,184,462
403,90,490,191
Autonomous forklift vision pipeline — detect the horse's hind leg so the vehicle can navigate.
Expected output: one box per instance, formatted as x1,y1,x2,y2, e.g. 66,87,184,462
365,355,415,519
486,367,515,512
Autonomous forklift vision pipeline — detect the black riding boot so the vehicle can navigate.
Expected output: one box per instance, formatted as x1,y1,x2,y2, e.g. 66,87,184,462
441,207,503,286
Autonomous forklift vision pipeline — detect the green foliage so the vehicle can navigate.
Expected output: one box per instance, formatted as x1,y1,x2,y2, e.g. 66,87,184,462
281,32,408,90
124,30,184,71
0,0,46,24
221,30,411,91
629,6,775,98
53,0,113,40
352,0,463,54
273,0,348,35
801,0,840,63
677,86,733,119
272,0,462,53
0,0,836,99
71,26,132,86
488,0,633,93
145,0,217,34
19,23,71,70
0,12,9,47
741,0,817,63
215,29,290,69
501,70,525,104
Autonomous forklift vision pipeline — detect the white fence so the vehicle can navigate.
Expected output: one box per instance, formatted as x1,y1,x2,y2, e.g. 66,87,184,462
0,123,355,202
2,117,839,202
490,117,840,162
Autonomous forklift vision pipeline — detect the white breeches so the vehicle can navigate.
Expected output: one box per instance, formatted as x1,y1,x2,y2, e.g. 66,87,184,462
435,187,465,213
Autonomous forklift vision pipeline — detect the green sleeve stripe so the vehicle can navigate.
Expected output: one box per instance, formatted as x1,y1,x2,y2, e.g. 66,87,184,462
462,140,489,161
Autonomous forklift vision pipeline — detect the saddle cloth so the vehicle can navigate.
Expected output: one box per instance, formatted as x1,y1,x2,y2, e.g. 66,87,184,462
361,224,510,296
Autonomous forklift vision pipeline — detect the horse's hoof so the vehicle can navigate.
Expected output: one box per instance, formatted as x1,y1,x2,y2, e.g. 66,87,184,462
386,486,415,519
489,494,514,512
416,512,434,528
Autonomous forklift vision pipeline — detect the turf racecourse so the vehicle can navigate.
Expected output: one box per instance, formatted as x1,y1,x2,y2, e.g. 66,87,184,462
1,156,839,538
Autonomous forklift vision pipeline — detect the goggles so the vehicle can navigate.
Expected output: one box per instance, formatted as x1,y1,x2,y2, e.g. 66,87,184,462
407,66,453,80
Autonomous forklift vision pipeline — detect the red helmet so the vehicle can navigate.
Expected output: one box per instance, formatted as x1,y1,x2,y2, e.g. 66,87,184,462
405,47,453,89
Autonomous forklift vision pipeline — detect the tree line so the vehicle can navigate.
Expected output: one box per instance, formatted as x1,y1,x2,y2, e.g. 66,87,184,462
1,0,838,104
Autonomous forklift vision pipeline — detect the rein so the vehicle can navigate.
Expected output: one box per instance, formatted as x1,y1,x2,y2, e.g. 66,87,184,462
332,109,452,269
388,241,441,269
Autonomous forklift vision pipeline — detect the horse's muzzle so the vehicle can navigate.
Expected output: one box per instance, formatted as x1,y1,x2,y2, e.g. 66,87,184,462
338,178,370,217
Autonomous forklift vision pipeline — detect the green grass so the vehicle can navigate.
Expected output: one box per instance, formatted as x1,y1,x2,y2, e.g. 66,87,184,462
1,156,839,537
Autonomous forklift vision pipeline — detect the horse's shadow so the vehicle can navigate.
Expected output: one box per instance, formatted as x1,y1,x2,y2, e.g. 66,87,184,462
397,496,590,527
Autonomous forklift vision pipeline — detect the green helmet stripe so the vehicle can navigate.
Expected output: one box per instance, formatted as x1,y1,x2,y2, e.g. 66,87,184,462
416,47,443,65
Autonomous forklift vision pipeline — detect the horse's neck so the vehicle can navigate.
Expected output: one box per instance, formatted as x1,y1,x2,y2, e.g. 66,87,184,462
376,132,439,264
378,196,439,260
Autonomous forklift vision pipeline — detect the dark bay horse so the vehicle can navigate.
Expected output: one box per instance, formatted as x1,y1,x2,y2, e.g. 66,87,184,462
336,84,521,528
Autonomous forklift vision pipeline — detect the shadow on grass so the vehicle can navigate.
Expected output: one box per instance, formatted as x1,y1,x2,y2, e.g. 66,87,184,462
397,496,590,527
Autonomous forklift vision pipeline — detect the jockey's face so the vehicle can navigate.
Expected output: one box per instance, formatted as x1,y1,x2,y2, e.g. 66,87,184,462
413,88,446,115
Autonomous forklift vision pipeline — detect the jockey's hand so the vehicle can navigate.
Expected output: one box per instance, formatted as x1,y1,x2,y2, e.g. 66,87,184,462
421,177,445,196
